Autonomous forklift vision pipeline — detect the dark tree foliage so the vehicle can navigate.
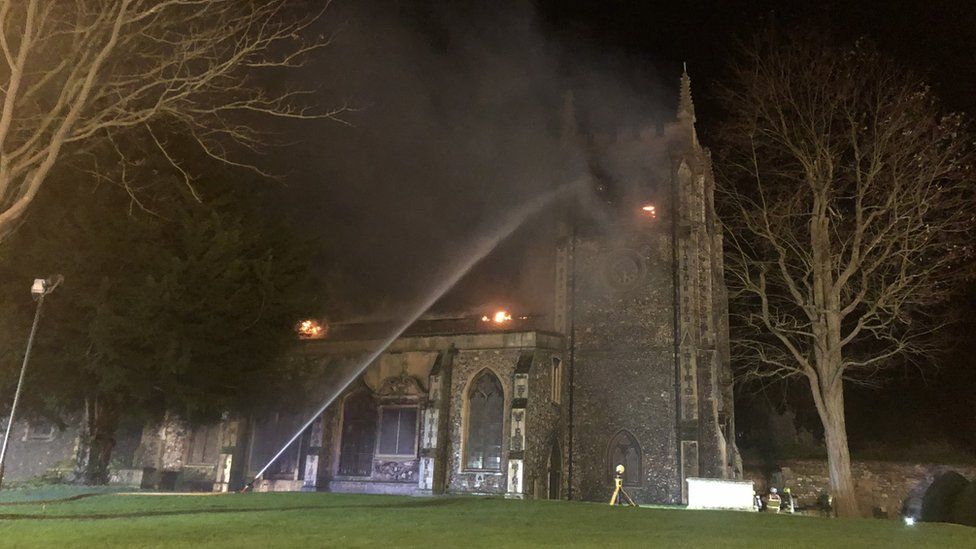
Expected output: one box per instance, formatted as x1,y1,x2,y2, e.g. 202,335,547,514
0,180,312,484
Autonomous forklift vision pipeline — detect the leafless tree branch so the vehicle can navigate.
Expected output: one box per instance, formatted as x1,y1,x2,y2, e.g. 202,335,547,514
0,0,344,239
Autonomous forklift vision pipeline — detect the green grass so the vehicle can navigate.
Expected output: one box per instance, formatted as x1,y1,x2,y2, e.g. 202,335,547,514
0,484,145,503
0,492,970,548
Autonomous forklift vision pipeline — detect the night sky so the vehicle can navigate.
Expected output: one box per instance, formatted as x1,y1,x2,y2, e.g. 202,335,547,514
279,1,976,456
299,0,976,308
538,0,976,120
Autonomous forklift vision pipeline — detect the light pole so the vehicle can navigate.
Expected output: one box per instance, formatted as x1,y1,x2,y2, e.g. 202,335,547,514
0,275,63,490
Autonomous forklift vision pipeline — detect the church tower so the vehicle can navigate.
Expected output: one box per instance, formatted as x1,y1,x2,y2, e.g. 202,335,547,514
562,68,738,504
669,67,739,492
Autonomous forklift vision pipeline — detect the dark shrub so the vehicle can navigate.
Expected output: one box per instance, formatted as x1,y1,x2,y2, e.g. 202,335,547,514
920,472,969,523
951,481,976,527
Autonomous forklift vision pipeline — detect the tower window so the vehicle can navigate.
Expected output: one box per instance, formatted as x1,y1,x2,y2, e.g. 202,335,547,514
551,357,562,405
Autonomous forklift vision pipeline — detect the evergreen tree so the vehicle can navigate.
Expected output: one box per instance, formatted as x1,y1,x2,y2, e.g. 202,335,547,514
0,180,313,483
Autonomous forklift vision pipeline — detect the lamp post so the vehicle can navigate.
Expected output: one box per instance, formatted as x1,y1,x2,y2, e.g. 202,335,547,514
0,275,63,490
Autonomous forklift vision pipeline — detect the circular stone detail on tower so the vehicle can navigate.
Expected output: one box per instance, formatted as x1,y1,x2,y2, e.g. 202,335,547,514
604,250,646,292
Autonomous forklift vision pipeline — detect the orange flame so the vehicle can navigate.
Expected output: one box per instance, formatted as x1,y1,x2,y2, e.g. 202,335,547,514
297,319,326,339
641,204,657,218
481,310,513,324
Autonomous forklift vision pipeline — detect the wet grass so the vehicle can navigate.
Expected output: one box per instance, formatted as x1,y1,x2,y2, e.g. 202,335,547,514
0,491,969,548
0,484,143,504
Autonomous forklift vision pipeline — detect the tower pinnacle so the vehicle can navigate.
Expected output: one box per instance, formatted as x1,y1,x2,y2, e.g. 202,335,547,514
677,63,696,124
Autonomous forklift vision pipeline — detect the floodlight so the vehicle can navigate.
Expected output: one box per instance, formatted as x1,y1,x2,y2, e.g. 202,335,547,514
0,275,63,489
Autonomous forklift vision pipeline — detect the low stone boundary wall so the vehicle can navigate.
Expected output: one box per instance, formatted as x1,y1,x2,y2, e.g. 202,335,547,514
744,459,976,518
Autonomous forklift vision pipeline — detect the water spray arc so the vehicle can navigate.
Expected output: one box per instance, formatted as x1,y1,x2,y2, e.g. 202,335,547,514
244,180,585,491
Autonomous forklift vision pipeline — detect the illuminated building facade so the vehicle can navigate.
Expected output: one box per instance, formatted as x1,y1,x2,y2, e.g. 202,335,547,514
210,69,739,503
1,71,737,504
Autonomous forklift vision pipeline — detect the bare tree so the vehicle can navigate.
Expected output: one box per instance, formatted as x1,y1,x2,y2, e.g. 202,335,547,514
716,35,976,517
0,0,344,239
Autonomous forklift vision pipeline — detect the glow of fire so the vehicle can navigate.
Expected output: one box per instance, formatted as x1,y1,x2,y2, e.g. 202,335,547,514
297,319,326,338
481,310,513,323
641,204,657,218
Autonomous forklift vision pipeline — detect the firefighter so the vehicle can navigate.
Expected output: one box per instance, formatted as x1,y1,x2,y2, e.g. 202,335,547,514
783,487,795,513
767,487,782,513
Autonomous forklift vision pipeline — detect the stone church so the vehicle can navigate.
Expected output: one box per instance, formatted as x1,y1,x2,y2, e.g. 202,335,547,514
3,71,738,504
191,69,737,504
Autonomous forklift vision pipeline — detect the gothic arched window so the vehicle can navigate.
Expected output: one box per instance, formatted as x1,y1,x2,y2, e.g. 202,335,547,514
338,389,377,477
607,430,642,486
464,370,504,471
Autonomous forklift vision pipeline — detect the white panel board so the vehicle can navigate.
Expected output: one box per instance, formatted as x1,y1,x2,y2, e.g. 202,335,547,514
686,477,755,511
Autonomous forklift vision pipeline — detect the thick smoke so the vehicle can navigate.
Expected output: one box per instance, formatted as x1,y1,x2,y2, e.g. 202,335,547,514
282,0,675,320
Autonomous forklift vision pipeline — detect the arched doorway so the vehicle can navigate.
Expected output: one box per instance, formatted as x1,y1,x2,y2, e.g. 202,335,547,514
607,430,642,486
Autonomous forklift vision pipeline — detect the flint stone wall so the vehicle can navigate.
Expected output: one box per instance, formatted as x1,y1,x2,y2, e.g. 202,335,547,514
446,348,518,495
524,349,566,499
0,421,78,481
570,231,680,504
745,459,976,517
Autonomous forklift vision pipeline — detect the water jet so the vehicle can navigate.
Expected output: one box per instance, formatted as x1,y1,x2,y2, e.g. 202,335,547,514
244,179,586,491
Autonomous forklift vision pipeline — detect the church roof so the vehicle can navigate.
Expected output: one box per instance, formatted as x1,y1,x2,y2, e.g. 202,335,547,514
313,313,548,342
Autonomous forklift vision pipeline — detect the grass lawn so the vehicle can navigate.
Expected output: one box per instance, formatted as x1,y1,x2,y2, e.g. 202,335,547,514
0,491,970,548
0,484,143,503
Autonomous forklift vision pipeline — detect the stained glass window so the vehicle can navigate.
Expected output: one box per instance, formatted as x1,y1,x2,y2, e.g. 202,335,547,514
465,370,504,470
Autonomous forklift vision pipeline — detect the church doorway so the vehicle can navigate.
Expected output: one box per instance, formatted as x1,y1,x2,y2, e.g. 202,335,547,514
547,441,561,500
607,430,642,486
